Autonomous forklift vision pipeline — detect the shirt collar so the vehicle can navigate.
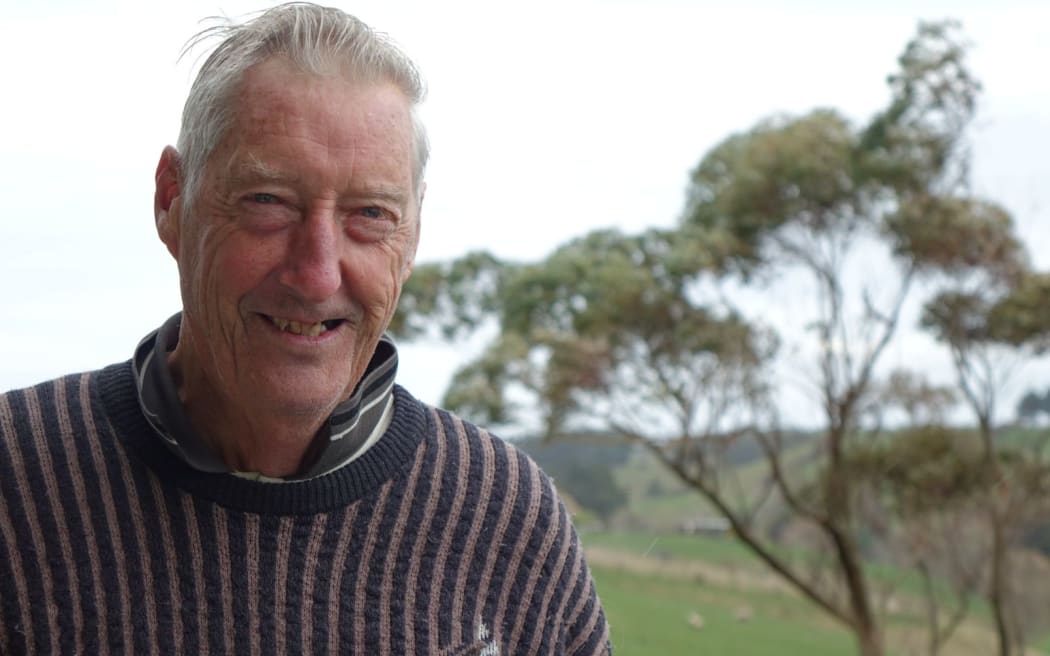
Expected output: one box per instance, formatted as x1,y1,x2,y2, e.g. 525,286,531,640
131,312,399,481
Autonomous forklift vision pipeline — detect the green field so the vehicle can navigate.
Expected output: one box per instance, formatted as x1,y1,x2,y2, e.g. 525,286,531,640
525,436,1050,654
593,563,855,655
586,531,853,654
584,531,1050,656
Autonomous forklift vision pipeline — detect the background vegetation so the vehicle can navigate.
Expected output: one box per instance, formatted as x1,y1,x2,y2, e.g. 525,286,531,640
529,440,1050,655
392,20,1050,656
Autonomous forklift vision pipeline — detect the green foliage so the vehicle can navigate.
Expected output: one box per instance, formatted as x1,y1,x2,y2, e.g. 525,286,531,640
439,333,530,425
922,272,1050,353
922,290,997,345
390,250,508,340
844,426,989,515
682,110,865,272
426,227,773,435
988,273,1050,351
394,19,1020,446
861,20,979,193
885,196,1023,279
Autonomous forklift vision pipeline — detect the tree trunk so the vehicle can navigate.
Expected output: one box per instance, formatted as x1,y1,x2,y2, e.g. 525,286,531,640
841,548,883,656
855,623,885,656
826,418,884,656
990,508,1012,656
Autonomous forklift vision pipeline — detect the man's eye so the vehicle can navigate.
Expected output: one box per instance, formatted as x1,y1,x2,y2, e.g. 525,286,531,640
359,206,384,219
252,193,279,204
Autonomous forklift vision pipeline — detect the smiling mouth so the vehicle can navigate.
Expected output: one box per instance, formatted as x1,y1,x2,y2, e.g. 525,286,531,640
264,314,345,337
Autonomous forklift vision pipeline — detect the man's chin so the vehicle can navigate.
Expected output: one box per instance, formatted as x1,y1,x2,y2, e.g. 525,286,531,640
242,376,353,419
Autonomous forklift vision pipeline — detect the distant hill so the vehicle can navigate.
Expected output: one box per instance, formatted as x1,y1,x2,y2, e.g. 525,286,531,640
513,429,821,532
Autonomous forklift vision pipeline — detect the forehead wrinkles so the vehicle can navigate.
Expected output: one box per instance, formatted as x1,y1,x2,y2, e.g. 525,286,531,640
240,81,409,179
236,63,409,140
192,61,417,211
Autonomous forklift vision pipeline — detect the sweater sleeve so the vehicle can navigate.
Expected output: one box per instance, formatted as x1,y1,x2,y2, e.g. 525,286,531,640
557,503,612,655
535,469,612,655
429,407,613,655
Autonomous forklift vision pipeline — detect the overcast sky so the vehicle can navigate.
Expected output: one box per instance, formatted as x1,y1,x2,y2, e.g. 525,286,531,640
2,0,1047,424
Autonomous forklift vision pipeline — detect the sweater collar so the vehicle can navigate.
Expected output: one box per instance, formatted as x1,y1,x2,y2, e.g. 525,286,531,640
131,312,398,481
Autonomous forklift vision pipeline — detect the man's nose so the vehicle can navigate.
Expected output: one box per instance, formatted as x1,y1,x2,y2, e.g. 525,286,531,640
279,213,342,302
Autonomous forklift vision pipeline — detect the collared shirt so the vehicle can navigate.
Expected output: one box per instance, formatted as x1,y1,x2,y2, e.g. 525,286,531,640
132,313,398,481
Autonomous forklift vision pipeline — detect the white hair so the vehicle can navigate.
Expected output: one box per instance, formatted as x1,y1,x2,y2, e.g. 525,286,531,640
176,2,429,202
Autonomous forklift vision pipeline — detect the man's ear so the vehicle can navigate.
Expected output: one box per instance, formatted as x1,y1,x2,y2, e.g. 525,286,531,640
154,146,183,259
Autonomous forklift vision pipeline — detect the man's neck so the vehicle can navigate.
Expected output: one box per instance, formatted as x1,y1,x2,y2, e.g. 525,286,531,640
169,349,332,478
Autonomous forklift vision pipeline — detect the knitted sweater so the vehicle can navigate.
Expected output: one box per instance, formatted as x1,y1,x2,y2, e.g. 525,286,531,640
0,362,611,655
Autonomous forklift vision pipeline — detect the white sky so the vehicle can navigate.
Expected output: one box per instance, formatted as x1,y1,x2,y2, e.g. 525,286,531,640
2,0,1048,425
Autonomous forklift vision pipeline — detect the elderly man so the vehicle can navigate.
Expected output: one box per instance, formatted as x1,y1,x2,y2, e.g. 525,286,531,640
0,4,610,654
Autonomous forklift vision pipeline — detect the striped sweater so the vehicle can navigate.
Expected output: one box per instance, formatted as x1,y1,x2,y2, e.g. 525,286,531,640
0,362,611,655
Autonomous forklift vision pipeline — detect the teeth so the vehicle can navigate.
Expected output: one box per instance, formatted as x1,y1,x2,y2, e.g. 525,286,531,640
269,316,327,336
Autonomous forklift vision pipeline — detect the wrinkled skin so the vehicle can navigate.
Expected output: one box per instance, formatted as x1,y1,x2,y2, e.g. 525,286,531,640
154,58,422,476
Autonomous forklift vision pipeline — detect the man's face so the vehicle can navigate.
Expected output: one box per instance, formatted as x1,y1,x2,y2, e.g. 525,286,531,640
157,58,420,424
